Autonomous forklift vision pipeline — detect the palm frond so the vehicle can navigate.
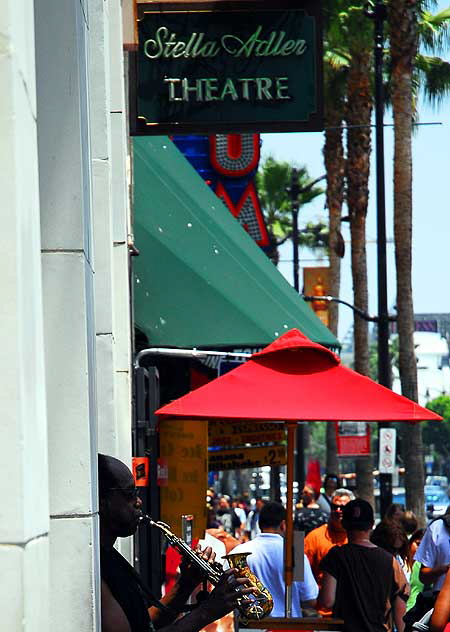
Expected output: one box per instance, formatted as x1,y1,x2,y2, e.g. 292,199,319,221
415,54,450,105
324,49,352,70
256,157,326,248
419,8,450,54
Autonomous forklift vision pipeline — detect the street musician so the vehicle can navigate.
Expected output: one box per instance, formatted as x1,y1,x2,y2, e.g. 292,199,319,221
99,454,253,632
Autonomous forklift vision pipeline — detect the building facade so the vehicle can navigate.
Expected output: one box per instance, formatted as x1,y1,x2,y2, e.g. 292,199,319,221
1,0,132,628
1,1,339,628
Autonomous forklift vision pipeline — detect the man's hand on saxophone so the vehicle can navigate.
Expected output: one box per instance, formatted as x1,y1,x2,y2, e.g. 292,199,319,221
195,568,256,620
178,544,218,591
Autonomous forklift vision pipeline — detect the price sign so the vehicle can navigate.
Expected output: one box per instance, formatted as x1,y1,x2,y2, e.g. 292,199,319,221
208,445,286,471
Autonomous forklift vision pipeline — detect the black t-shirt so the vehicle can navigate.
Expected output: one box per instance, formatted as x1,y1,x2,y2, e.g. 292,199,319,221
320,543,409,632
101,546,156,632
216,508,240,534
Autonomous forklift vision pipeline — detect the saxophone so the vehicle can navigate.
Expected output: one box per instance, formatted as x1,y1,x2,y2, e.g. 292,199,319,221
140,515,273,621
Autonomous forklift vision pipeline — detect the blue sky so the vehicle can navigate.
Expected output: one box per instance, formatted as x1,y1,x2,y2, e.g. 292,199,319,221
261,14,450,341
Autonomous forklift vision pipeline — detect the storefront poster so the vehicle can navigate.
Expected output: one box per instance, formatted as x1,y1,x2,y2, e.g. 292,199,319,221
209,420,285,447
336,421,371,457
208,444,287,471
303,266,330,327
159,418,208,539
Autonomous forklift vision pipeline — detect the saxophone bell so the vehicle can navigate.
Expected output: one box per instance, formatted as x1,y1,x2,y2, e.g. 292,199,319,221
224,551,274,621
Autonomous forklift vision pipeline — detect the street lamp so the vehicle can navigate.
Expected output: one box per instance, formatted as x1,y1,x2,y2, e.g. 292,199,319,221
365,0,393,517
303,295,397,325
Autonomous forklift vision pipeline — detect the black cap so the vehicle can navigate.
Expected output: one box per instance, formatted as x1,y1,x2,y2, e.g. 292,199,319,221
342,498,374,530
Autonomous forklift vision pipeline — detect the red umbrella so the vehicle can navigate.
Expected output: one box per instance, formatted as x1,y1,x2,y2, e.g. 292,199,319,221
156,329,441,617
157,329,441,422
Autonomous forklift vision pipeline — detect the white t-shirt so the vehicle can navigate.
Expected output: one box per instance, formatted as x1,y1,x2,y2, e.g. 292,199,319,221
230,533,318,617
234,507,247,525
414,519,450,591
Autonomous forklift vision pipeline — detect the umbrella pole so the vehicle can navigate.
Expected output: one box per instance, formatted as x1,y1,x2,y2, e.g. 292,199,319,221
284,421,297,617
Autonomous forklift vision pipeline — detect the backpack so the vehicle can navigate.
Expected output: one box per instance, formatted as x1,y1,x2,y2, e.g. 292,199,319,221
404,590,436,632
412,608,434,632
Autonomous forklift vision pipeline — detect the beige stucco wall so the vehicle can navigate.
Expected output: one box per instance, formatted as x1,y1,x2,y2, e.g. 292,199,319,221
0,0,133,628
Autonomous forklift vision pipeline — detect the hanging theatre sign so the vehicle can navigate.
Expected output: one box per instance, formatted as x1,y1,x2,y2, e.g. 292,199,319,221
130,0,323,134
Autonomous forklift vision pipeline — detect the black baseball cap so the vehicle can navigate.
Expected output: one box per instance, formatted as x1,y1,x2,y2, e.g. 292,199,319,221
342,498,374,530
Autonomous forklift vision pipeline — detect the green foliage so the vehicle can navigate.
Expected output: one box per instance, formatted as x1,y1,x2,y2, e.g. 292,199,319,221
426,395,450,420
369,342,378,382
307,422,327,463
255,156,327,259
300,221,329,250
405,7,450,115
419,8,450,54
336,4,373,51
368,335,399,382
323,2,450,118
415,54,450,106
423,396,450,459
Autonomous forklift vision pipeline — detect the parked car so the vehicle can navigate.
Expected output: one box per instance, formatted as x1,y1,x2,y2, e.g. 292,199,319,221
425,475,449,489
425,485,450,520
375,486,450,522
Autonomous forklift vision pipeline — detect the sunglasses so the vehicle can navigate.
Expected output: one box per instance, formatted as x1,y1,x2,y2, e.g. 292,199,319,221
108,487,140,500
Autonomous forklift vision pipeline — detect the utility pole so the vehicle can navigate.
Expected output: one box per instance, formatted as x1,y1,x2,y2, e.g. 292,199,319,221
289,167,305,491
367,0,393,516
290,168,301,293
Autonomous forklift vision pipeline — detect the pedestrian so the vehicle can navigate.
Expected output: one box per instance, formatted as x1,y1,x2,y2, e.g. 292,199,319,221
216,496,241,536
401,511,419,538
206,488,217,508
319,474,340,512
370,520,410,575
295,484,329,535
231,498,247,539
319,498,409,632
304,488,354,616
206,504,220,529
99,454,253,632
230,501,318,617
246,497,265,540
414,514,450,593
385,503,406,525
430,567,450,632
406,529,425,612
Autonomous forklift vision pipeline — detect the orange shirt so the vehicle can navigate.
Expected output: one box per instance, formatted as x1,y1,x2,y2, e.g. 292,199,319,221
304,523,347,616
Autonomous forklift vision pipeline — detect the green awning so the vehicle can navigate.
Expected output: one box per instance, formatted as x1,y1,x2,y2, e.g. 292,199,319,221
133,137,340,350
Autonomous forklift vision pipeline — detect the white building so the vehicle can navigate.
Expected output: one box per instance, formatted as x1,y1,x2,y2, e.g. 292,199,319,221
392,331,450,406
1,0,132,628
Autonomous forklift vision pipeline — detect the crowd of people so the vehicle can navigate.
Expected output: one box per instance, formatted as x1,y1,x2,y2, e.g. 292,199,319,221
99,454,450,632
205,489,264,543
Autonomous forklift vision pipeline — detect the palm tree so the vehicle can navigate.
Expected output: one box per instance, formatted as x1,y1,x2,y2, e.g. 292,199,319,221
344,7,373,382
322,5,350,338
321,3,375,492
339,4,375,504
387,1,450,523
322,3,350,475
255,157,326,265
